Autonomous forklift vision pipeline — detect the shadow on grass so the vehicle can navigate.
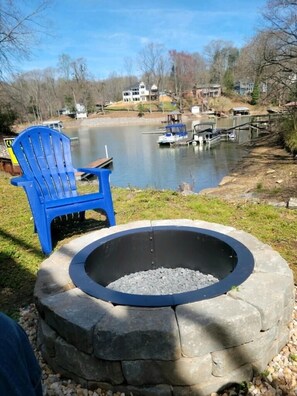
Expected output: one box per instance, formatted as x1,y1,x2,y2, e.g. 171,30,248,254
0,212,108,317
51,212,109,250
0,228,43,318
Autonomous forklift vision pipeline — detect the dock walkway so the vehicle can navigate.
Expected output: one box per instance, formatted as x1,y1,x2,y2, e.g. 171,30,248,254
75,158,113,180
171,137,193,147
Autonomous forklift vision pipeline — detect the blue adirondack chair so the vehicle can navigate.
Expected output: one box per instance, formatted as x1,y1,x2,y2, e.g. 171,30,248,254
10,126,116,255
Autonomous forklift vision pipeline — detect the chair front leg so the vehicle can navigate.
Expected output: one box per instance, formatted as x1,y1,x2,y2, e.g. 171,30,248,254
79,211,86,221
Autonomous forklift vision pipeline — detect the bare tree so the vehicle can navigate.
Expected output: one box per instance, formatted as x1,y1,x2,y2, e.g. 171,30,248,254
57,54,93,112
58,54,72,81
260,0,297,103
236,33,269,83
9,69,59,122
123,56,135,87
138,42,169,108
0,0,51,81
192,52,209,85
204,40,239,90
169,50,201,109
103,72,133,102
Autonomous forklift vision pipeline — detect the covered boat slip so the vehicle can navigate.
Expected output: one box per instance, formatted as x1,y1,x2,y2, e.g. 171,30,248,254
161,111,183,125
192,120,217,133
192,120,221,145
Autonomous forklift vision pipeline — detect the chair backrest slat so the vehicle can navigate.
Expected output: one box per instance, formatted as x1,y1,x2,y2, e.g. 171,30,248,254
40,130,77,198
12,126,78,201
30,131,61,199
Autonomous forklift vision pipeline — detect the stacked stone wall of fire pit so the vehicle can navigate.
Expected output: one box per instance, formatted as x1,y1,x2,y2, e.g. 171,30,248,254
34,220,295,396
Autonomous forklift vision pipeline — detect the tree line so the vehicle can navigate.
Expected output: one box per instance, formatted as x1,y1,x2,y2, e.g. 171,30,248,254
0,0,296,128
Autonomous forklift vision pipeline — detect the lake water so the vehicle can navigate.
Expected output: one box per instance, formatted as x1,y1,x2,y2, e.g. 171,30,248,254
67,121,251,193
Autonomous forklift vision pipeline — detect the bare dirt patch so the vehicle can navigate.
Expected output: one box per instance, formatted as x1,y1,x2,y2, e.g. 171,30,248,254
200,133,297,205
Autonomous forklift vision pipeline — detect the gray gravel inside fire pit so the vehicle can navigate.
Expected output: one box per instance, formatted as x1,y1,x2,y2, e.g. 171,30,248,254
106,267,219,295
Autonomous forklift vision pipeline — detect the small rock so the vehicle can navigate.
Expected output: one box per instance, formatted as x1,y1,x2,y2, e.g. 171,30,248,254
287,197,297,209
219,176,237,186
178,182,195,195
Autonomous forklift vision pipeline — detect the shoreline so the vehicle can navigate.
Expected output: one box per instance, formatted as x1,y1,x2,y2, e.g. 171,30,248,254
62,113,194,129
13,113,195,132
6,115,297,206
1,134,295,206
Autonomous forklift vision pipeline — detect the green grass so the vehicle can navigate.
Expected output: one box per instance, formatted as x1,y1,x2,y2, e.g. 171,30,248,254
0,173,296,318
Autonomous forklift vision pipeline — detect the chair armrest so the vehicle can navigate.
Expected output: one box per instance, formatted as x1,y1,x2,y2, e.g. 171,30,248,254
10,175,32,187
76,167,111,183
76,168,111,177
76,168,112,194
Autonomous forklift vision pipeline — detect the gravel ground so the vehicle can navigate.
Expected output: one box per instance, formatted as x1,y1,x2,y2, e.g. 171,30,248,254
107,267,219,295
18,287,297,396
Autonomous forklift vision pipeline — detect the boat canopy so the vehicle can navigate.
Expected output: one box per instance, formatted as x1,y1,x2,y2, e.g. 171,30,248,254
165,123,187,133
192,121,216,133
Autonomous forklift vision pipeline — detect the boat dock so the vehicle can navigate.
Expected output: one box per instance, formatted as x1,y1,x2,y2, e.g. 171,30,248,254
0,156,113,180
75,157,113,180
170,137,193,147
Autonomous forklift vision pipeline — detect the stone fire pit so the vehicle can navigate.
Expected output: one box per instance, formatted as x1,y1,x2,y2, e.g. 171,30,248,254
35,220,294,396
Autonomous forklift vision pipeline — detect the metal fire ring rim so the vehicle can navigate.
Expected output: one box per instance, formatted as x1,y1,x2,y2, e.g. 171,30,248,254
69,225,254,307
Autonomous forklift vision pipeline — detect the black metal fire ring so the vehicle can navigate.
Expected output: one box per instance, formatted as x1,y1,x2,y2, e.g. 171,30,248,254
69,225,254,307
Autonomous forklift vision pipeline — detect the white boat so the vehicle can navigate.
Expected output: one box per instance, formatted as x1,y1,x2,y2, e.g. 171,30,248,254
158,123,188,146
192,121,221,146
42,120,64,131
228,130,236,141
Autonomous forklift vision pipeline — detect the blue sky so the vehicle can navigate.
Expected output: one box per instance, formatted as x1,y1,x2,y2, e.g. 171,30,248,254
21,0,268,79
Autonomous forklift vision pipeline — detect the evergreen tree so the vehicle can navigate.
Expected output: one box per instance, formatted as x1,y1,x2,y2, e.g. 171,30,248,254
223,69,234,94
251,82,260,105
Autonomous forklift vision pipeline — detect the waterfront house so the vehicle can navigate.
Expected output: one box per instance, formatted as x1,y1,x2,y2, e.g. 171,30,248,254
122,81,158,102
234,81,267,96
192,84,222,99
75,103,87,119
234,81,254,96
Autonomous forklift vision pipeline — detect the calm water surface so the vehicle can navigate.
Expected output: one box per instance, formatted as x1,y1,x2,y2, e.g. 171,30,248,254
67,123,250,193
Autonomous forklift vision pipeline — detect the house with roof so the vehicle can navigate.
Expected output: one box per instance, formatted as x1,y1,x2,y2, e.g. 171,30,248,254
234,81,268,96
75,103,87,119
234,81,254,96
192,84,222,99
122,81,158,102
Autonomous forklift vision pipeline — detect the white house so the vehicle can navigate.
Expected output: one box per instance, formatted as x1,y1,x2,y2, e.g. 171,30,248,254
75,103,87,119
122,81,158,102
